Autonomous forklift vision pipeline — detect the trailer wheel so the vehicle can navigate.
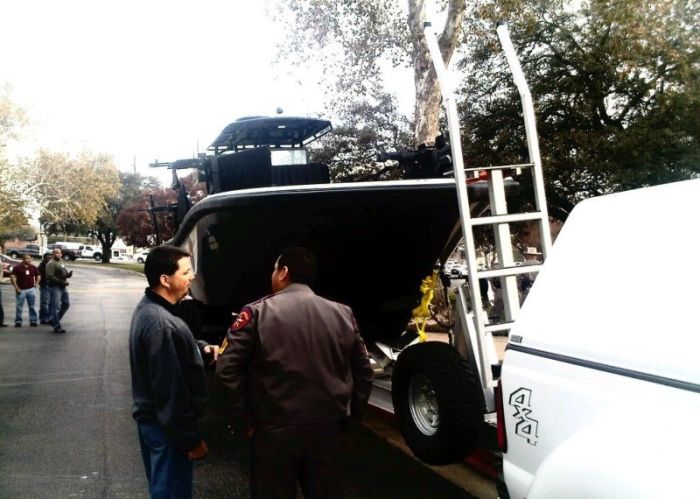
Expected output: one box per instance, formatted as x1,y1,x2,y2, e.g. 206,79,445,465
392,341,484,465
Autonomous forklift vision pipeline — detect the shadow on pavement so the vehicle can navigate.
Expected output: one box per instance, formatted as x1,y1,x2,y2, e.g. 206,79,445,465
195,371,475,499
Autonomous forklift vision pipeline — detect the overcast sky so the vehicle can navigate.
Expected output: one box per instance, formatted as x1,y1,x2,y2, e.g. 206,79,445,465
1,1,329,182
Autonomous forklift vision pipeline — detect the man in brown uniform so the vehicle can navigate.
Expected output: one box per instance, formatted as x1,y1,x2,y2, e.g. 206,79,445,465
216,247,373,499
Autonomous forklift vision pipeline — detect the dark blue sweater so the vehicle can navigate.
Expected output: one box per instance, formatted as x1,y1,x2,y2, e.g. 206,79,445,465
129,289,209,452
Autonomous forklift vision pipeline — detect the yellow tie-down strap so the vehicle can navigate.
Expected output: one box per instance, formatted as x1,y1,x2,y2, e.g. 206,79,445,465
411,269,439,343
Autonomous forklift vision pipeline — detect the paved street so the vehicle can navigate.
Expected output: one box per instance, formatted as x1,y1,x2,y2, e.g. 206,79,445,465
0,263,479,498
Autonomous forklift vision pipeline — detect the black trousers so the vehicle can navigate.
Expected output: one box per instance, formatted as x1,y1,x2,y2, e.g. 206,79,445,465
251,421,342,499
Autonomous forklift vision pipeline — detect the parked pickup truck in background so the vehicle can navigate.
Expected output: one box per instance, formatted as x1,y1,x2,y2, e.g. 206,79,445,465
77,244,102,261
5,244,45,259
46,244,78,261
498,179,700,499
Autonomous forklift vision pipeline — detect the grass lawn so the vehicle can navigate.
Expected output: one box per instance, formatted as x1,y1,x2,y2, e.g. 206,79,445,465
108,262,145,273
70,260,144,274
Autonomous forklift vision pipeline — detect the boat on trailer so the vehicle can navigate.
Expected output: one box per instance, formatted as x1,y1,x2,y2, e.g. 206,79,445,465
158,115,511,344
152,21,548,470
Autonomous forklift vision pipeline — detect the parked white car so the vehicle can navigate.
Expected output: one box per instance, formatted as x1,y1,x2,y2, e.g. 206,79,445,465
133,251,150,264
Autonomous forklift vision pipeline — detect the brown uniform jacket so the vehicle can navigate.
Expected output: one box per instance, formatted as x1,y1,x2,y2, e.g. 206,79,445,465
216,283,373,427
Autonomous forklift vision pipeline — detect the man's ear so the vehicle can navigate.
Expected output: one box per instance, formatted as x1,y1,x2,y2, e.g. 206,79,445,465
159,274,170,289
279,266,290,281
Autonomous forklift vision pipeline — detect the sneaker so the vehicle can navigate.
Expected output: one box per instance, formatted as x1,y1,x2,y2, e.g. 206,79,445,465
15,323,21,328
30,323,38,327
53,328,66,334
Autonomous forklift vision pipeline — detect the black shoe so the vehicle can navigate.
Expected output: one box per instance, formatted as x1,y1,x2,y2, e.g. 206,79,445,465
0,324,7,327
53,328,66,334
15,323,21,328
30,323,38,327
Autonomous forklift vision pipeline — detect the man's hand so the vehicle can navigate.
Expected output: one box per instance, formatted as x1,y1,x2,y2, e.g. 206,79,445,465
187,440,209,461
203,344,219,365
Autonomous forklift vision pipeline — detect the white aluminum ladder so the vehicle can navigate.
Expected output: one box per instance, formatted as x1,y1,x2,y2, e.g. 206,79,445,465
424,22,552,412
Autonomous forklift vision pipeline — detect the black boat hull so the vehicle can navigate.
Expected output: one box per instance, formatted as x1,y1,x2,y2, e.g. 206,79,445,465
171,179,499,342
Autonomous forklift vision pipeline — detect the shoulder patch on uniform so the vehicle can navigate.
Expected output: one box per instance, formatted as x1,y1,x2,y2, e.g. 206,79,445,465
230,307,253,331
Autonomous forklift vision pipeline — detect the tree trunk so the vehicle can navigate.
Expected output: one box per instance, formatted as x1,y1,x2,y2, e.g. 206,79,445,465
97,230,116,263
408,0,466,147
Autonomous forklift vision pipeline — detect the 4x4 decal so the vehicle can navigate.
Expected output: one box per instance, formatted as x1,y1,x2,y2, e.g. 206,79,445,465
509,388,539,445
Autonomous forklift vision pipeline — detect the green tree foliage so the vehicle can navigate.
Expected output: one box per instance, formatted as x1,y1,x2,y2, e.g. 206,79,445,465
91,172,161,262
272,0,699,222
272,0,466,147
26,150,120,230
310,93,413,181
0,87,29,234
461,0,700,220
0,163,28,234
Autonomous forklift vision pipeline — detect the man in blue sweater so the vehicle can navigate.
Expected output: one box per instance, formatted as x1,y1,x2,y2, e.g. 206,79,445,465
129,245,218,499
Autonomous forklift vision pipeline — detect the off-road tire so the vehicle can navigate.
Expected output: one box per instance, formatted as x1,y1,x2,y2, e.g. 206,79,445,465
392,341,485,465
94,254,102,261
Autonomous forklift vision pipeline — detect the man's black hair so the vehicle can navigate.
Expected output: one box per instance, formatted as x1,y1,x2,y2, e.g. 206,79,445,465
145,245,191,288
277,247,317,286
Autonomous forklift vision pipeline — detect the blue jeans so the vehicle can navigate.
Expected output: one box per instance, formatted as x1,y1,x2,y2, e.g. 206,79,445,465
137,421,193,499
49,285,70,330
15,288,38,325
39,285,51,322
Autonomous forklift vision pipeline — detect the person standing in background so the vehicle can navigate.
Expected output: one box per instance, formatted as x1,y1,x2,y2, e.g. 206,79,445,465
37,252,52,324
0,266,7,327
10,254,40,327
46,247,72,334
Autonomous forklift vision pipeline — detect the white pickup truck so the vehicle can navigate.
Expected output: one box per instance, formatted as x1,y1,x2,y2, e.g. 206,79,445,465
77,244,103,261
498,179,700,498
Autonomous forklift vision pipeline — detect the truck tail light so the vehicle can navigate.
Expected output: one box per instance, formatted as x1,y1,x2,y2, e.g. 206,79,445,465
495,379,507,452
